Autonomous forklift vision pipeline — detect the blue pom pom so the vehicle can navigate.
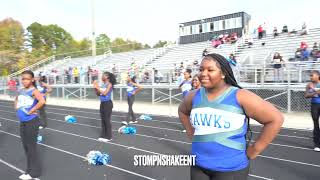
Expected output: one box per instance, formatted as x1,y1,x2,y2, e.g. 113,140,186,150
118,126,137,135
139,114,152,121
123,126,137,135
37,135,43,143
86,151,111,166
65,115,77,123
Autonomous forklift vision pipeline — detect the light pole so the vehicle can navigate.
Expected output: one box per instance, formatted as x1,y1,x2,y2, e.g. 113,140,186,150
91,0,96,64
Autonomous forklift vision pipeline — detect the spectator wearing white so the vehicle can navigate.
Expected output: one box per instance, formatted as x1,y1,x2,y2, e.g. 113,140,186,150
272,52,284,82
300,22,308,36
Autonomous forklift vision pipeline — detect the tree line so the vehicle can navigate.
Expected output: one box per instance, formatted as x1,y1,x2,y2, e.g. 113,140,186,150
0,17,169,76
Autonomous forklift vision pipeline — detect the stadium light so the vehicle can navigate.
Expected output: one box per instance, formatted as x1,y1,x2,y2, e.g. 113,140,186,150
91,0,97,64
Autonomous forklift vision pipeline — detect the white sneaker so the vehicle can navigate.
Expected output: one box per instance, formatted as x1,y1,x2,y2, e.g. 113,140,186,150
182,130,187,133
39,126,43,130
121,121,128,126
314,147,320,152
98,138,111,142
19,174,33,180
129,120,138,124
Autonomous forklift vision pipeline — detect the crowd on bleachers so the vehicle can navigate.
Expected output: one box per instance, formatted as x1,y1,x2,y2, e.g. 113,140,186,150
209,32,238,48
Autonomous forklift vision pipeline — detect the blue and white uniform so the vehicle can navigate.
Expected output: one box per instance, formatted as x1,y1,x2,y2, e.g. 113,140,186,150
16,88,38,122
180,80,192,98
190,86,248,172
127,83,137,97
99,83,112,102
310,83,320,104
36,83,47,99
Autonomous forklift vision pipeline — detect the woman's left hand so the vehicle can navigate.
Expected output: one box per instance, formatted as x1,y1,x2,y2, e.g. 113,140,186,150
246,144,261,160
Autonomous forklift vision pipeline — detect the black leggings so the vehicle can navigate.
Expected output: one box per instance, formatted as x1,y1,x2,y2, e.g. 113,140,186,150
127,95,136,122
100,101,113,139
39,104,47,128
311,103,320,146
20,118,41,178
191,165,249,180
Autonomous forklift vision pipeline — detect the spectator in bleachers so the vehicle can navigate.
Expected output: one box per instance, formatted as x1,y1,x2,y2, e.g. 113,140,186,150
228,33,237,44
294,48,302,61
191,75,201,90
302,49,311,61
311,43,319,59
282,25,288,33
73,67,79,84
193,59,200,71
179,69,192,98
92,69,99,82
272,52,284,82
112,64,118,76
142,71,150,83
227,54,239,82
244,34,253,48
300,22,308,36
313,42,319,51
68,67,73,83
154,69,163,84
258,25,263,39
87,66,92,84
202,49,208,57
262,22,267,37
7,78,17,98
273,27,279,38
300,42,308,50
179,62,184,73
80,67,86,84
314,51,320,61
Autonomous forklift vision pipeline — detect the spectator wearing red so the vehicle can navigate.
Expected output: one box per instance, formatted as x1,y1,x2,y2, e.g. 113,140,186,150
7,78,17,98
300,42,308,50
258,25,263,39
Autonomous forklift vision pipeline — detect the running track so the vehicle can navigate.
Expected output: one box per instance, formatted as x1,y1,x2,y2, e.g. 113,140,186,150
0,100,319,180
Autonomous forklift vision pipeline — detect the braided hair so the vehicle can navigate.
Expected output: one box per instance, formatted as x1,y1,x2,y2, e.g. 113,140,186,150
21,70,37,88
203,53,252,144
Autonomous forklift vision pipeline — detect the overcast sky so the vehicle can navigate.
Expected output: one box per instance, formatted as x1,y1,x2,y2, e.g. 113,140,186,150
1,0,319,46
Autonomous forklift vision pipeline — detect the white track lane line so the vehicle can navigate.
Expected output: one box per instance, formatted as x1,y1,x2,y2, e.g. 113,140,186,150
0,102,313,133
0,107,312,140
1,116,320,169
0,158,25,174
0,116,163,156
0,122,273,180
0,110,315,151
0,130,157,180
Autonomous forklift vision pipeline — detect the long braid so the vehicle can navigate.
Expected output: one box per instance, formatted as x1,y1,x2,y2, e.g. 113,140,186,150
204,53,253,145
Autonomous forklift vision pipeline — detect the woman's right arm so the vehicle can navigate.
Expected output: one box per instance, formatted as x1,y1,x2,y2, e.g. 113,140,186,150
305,83,318,98
178,90,196,139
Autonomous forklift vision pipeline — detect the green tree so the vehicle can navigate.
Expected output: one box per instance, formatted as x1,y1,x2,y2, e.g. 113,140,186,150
153,40,168,48
0,18,24,52
144,44,151,49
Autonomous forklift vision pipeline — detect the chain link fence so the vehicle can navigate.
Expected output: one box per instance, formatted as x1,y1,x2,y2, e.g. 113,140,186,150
0,82,312,113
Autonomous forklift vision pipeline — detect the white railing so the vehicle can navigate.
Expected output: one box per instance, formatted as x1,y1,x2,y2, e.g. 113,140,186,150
9,56,55,77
